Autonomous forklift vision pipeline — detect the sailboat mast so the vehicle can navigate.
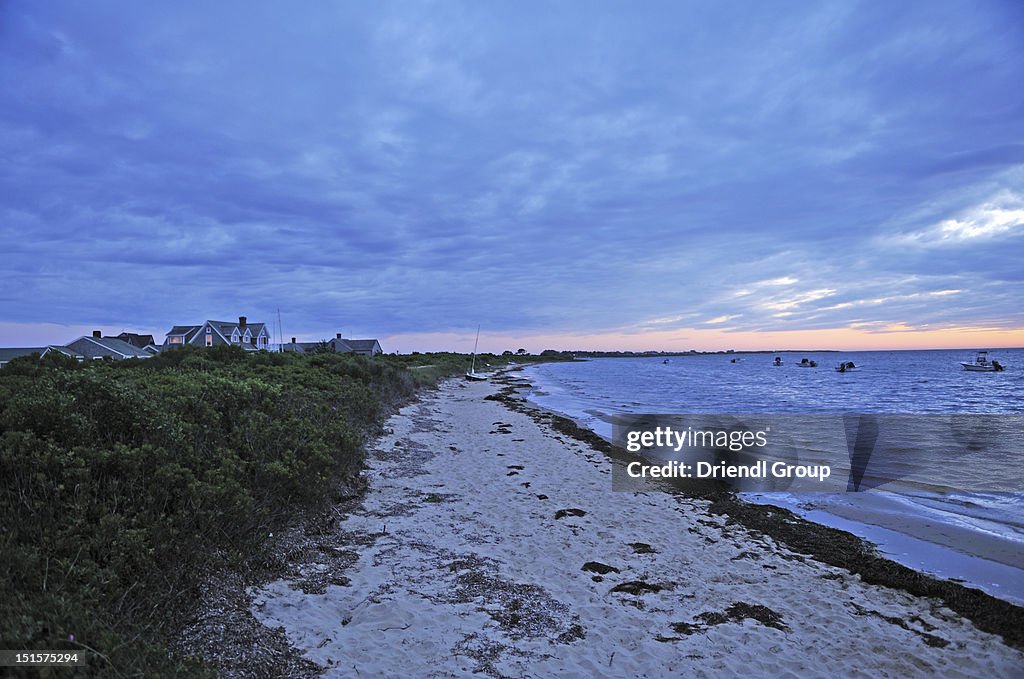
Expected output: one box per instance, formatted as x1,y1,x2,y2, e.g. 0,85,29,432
277,308,284,352
471,325,480,373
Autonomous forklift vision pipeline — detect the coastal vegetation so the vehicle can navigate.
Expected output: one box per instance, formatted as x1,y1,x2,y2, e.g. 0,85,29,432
0,347,549,676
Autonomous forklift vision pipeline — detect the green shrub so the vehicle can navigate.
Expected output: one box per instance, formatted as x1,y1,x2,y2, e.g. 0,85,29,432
0,350,414,676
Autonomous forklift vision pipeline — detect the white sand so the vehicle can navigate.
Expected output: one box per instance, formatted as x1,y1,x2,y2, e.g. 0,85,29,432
251,376,1023,677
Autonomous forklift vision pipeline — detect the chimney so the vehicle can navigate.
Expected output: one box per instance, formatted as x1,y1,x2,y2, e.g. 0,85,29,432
336,332,342,339
291,337,297,344
92,330,102,338
239,316,247,328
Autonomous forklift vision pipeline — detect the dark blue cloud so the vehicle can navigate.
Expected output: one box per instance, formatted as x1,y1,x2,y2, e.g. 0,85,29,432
1,0,1022,345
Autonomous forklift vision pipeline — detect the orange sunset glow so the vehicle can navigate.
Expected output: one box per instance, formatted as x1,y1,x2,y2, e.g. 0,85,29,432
386,325,1024,355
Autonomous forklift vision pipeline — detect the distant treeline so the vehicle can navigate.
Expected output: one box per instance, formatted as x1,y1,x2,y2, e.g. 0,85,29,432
0,346,516,676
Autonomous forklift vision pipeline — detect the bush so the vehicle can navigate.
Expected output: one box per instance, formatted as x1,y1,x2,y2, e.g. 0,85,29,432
0,350,415,676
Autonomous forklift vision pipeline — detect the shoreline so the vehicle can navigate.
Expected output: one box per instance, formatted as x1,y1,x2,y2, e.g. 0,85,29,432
240,372,1022,676
521,356,1024,604
495,369,1024,648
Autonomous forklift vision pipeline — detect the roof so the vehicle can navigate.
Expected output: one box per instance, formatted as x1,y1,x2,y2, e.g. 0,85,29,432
73,336,152,358
346,339,381,352
45,346,84,359
283,339,339,352
0,347,46,363
208,320,268,336
116,332,156,348
166,325,201,339
282,338,356,353
167,320,268,339
329,337,353,352
0,346,87,364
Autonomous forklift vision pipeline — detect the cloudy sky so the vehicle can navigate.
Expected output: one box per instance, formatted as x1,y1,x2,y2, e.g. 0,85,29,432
2,1,1023,352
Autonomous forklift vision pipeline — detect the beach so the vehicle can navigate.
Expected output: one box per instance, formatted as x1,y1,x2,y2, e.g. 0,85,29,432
250,372,1024,677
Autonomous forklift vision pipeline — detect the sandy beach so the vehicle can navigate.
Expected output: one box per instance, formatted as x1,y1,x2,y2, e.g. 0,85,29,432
250,373,1024,677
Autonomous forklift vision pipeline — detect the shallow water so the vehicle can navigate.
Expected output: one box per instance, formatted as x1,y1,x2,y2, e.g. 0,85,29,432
523,349,1024,603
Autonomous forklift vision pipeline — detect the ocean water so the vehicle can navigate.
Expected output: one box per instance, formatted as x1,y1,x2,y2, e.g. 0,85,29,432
522,349,1024,604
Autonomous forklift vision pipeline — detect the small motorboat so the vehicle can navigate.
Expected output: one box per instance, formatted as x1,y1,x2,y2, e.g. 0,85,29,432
797,358,817,368
961,351,1005,372
663,359,670,364
772,356,783,366
835,361,858,373
730,357,742,363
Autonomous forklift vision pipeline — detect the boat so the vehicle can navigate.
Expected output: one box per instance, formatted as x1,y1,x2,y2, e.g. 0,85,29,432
797,358,817,368
772,356,783,366
465,325,488,381
960,351,1005,372
835,361,858,372
730,357,743,363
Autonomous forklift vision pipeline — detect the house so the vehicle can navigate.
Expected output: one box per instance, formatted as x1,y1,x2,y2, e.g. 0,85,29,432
164,316,270,350
0,347,45,368
283,333,383,356
66,331,153,360
346,339,383,356
116,332,156,349
45,345,86,361
0,347,49,368
283,333,346,354
116,331,160,354
0,346,85,368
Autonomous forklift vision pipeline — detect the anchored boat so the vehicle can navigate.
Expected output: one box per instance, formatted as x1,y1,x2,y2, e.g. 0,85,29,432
960,351,1005,372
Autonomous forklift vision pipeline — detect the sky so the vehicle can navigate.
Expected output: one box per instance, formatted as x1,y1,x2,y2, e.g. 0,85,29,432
2,1,1023,353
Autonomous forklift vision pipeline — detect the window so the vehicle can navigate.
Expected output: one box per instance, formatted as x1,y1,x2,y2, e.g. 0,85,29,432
170,336,182,344
205,334,213,347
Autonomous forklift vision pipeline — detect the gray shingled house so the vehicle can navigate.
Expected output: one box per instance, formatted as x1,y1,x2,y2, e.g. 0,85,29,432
0,346,83,368
163,316,271,350
66,332,153,360
284,333,383,356
116,332,156,349
345,339,383,356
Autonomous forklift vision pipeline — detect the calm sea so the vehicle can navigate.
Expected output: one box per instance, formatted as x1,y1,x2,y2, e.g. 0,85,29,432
522,349,1024,604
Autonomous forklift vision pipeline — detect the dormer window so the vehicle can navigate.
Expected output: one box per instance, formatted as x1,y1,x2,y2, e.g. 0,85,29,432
231,329,240,343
